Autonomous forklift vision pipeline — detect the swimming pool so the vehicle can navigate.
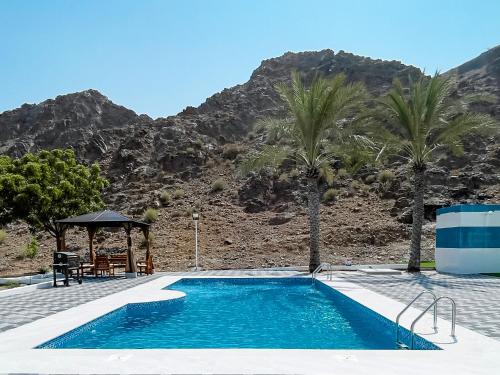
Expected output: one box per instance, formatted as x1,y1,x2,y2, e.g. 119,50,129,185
38,278,439,350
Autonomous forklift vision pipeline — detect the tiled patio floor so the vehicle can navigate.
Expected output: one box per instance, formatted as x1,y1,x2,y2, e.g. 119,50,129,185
0,274,162,332
337,271,500,340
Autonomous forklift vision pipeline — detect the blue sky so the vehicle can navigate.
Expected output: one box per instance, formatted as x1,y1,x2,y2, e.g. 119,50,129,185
1,0,499,118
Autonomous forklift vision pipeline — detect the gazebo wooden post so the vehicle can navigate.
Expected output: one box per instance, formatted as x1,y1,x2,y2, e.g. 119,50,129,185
142,227,150,261
87,226,97,264
124,223,137,276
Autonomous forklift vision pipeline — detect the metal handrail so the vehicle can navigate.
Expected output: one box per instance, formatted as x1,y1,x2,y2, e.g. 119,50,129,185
410,296,456,349
311,263,332,283
396,290,437,344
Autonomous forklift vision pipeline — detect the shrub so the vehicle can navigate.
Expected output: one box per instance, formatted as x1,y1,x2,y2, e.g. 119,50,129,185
337,168,348,179
221,144,243,160
173,189,185,199
205,158,216,168
278,172,289,182
323,188,339,203
140,233,155,249
24,236,39,259
143,208,158,223
185,207,196,217
365,174,376,184
171,210,183,218
185,147,195,155
0,229,6,244
211,178,227,193
378,170,395,184
38,265,49,274
289,168,300,178
350,180,362,190
159,191,171,205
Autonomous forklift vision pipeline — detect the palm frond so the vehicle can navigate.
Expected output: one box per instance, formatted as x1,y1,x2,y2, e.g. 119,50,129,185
239,145,290,176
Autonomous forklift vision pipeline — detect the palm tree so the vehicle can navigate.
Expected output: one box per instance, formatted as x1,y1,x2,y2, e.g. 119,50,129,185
241,72,365,272
375,74,496,272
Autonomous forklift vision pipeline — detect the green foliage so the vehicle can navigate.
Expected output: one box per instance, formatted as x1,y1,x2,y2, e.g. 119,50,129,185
143,208,158,223
378,170,395,184
185,147,195,155
211,178,227,193
0,229,6,244
24,236,39,259
240,72,366,179
0,149,108,238
159,191,171,205
371,74,497,168
173,189,185,199
323,188,339,202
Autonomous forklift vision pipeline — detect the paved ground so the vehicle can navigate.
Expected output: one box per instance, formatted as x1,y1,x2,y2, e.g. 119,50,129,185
337,271,500,340
0,274,162,332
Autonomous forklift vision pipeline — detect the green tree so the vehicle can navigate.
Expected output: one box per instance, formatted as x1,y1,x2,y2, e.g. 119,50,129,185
373,74,496,272
241,72,365,272
0,149,109,251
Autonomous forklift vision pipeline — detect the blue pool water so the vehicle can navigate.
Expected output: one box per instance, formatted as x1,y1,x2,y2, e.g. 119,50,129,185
38,278,439,350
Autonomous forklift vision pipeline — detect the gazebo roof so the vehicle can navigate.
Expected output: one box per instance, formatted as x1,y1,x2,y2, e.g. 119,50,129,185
56,210,150,229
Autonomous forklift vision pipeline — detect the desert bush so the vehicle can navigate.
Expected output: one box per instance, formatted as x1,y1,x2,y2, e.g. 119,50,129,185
38,265,49,274
211,178,227,192
350,180,362,190
365,174,376,184
337,168,348,179
171,210,183,218
378,170,395,184
159,191,171,205
0,229,6,244
24,236,39,259
173,188,185,199
289,168,300,178
143,208,158,223
323,188,339,202
221,144,243,160
185,147,196,155
140,233,155,249
205,158,216,168
278,172,289,182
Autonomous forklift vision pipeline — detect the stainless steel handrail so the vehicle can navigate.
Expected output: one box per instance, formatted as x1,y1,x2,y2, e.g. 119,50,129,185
396,290,437,344
410,296,456,349
311,263,332,283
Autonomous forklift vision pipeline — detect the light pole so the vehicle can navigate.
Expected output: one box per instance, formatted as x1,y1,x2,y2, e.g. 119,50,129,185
192,212,200,271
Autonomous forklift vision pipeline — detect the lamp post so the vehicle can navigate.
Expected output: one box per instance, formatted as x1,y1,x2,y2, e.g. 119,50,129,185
192,212,200,271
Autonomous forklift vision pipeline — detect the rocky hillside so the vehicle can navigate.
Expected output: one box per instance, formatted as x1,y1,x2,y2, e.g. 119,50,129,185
0,48,498,276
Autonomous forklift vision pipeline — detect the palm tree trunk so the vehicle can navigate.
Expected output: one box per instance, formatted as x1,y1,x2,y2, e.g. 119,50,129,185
408,164,426,272
307,177,321,272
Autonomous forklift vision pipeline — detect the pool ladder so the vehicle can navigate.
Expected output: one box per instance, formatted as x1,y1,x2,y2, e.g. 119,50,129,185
311,263,333,284
396,290,456,349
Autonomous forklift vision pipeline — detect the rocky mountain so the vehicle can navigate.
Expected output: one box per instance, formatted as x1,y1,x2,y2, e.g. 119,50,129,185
0,47,498,275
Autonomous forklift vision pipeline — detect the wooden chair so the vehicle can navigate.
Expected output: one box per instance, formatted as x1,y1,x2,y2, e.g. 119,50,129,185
137,255,154,275
94,255,114,277
109,254,128,274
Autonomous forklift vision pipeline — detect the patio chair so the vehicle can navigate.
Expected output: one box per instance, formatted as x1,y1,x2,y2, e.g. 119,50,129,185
109,254,128,273
94,255,114,277
137,255,154,275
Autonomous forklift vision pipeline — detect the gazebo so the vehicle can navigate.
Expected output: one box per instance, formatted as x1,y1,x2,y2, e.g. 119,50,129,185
55,210,151,276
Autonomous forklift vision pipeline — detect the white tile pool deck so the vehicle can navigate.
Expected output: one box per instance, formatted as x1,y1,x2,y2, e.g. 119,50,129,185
0,272,499,374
